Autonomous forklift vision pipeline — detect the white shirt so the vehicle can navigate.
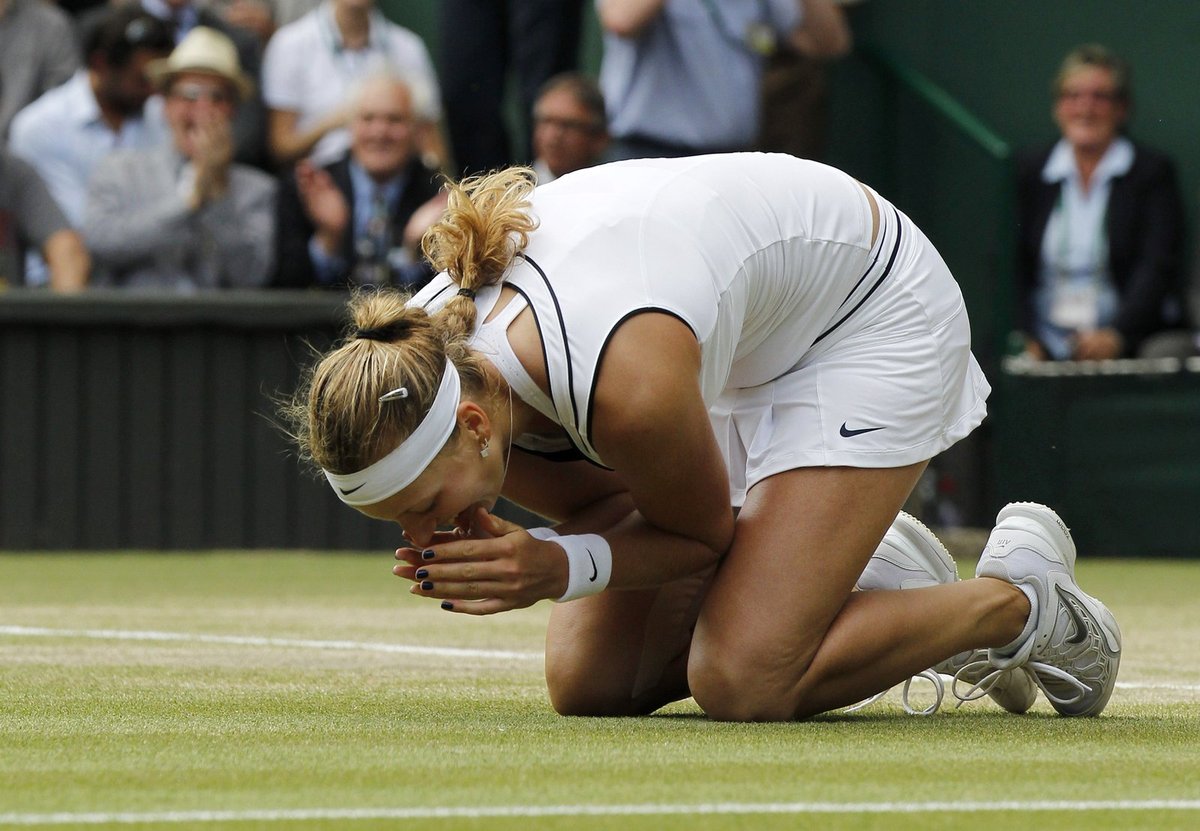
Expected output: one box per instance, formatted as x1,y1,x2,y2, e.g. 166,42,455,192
9,70,167,284
262,2,441,166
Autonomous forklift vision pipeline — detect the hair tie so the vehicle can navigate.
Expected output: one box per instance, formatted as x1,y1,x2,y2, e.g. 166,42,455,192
355,322,404,342
456,287,477,299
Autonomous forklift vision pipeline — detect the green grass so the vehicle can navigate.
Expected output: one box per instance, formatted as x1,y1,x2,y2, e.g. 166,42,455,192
1,552,1198,830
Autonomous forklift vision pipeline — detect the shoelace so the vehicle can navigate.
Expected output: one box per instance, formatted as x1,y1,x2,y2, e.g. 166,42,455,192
951,657,1089,708
844,669,945,716
950,656,1009,706
1024,660,1090,707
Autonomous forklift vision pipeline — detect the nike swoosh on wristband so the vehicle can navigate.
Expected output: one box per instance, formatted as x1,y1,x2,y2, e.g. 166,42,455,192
339,483,366,495
586,549,598,582
839,423,886,438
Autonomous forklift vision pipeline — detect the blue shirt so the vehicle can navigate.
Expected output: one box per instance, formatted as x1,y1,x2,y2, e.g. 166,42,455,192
599,0,801,151
9,70,167,285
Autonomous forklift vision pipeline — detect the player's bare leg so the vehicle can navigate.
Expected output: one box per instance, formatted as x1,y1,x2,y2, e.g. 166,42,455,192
687,461,1031,721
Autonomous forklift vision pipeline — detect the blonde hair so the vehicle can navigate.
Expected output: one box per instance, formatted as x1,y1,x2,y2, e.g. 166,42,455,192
1054,44,1132,104
284,166,538,477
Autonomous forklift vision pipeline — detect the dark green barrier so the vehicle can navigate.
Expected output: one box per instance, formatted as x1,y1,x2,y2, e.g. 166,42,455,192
992,358,1200,557
0,290,539,551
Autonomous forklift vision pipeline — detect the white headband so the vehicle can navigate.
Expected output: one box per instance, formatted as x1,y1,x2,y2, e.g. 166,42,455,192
323,359,462,506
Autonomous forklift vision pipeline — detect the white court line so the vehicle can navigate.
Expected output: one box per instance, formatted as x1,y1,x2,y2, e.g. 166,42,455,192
3,625,1199,692
0,625,540,662
3,800,1200,825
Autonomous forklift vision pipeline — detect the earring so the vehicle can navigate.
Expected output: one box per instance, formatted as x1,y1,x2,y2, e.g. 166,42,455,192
479,438,490,458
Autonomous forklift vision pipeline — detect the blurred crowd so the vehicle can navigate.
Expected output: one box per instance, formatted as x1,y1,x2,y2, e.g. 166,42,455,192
0,0,1195,358
0,0,851,295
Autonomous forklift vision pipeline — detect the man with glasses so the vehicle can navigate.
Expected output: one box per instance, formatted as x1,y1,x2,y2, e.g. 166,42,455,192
82,26,276,290
529,72,609,185
8,7,174,287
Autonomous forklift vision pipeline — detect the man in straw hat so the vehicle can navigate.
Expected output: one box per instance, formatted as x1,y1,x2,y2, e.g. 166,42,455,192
83,26,276,290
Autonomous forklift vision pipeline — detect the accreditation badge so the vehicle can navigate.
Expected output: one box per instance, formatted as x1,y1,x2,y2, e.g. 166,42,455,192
745,21,778,56
1050,281,1101,331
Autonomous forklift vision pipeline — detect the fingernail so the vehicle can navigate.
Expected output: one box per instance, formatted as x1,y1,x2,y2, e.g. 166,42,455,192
415,568,428,579
421,549,435,560
440,601,454,611
420,581,434,591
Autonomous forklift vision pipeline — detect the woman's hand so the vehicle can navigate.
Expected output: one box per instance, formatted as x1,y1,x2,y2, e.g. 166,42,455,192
1072,328,1124,360
393,507,569,615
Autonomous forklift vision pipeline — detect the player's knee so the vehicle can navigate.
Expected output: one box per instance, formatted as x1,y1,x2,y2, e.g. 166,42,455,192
545,658,636,717
688,642,805,722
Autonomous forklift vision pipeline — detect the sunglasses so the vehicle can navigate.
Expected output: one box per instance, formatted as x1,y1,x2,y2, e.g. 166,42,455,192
169,82,234,105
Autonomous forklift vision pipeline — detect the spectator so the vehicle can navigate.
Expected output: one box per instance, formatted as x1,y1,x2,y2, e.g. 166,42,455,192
202,0,321,43
83,26,276,290
275,72,444,290
262,0,444,169
439,0,585,175
1139,201,1200,360
598,0,850,161
756,0,858,161
1015,44,1185,361
78,0,269,167
0,148,90,292
0,0,80,140
530,72,608,185
8,7,174,286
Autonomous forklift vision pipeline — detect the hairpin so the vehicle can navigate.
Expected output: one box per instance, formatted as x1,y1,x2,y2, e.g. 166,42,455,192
379,387,409,402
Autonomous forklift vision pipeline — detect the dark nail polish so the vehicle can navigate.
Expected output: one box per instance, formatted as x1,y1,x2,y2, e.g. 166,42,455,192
421,549,435,560
440,601,454,610
415,568,428,579
420,581,433,591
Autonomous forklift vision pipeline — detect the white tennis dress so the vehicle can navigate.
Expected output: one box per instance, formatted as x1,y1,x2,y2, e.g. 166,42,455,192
410,153,990,505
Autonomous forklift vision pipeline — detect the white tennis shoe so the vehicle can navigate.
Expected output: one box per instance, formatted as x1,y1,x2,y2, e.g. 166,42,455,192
855,511,1038,715
970,502,1122,717
855,511,958,592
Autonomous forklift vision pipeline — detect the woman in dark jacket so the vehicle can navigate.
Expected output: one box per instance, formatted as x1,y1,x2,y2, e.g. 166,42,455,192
1015,44,1184,360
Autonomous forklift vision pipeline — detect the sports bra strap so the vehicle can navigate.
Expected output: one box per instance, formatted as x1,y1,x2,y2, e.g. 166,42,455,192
473,292,558,424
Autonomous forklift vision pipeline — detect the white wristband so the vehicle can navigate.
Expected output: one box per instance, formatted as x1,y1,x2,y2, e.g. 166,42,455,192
528,527,613,602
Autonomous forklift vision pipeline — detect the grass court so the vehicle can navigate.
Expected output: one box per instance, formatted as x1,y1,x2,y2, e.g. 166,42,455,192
2,548,1198,830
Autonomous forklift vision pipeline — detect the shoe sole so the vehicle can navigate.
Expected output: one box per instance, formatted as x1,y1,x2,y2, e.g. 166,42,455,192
865,511,957,590
991,502,1077,572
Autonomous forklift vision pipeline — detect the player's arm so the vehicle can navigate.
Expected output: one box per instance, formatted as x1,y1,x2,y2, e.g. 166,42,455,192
584,311,735,586
400,313,732,613
502,449,634,529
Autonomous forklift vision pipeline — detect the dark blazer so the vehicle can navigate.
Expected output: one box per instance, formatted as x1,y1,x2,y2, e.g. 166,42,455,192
275,154,442,289
1015,140,1185,355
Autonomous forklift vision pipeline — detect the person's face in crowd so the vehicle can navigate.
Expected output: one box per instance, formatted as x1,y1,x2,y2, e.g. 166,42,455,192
350,80,416,181
532,88,608,179
1054,65,1127,155
96,48,167,117
164,71,237,158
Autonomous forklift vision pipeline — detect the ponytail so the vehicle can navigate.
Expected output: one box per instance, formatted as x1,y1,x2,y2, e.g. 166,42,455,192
422,166,539,337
